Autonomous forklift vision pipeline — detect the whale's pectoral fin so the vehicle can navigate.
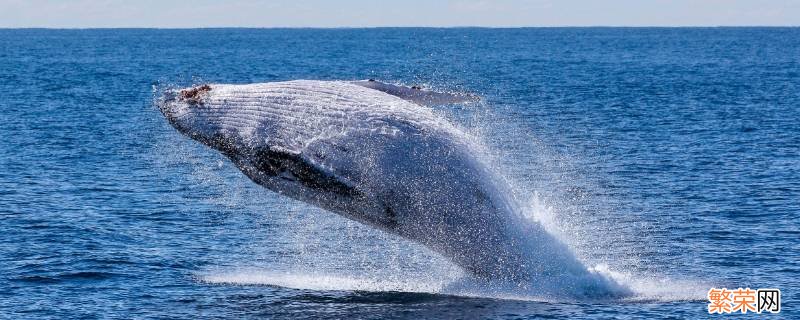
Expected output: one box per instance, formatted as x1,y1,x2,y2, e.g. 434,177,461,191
351,80,480,106
252,147,360,198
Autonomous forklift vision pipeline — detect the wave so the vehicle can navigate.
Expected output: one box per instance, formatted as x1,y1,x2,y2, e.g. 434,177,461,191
198,267,707,302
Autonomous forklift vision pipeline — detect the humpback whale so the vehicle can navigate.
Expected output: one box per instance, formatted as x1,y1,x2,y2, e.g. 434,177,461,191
158,80,626,295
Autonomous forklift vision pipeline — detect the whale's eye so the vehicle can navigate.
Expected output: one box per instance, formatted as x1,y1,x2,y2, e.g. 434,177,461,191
180,84,212,105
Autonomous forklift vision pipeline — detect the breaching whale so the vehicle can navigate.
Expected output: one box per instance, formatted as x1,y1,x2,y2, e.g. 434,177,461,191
158,80,626,295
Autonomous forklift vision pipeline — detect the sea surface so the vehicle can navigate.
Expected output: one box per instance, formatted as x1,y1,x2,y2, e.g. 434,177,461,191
1,28,798,319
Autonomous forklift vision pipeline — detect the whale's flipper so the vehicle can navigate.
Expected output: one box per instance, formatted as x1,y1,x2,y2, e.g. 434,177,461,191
351,80,479,106
252,147,360,198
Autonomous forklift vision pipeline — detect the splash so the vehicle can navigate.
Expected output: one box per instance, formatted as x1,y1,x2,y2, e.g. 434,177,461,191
199,264,707,302
197,197,707,302
202,269,451,293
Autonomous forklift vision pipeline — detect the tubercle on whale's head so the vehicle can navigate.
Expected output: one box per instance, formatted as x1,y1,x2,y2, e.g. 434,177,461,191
158,84,240,155
179,84,211,104
156,84,211,120
158,84,211,119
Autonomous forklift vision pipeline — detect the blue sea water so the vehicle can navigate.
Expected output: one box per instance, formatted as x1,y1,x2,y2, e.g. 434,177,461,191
1,28,798,319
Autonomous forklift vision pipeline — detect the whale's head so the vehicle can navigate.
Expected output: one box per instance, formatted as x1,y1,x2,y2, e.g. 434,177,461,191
157,83,389,227
158,84,248,156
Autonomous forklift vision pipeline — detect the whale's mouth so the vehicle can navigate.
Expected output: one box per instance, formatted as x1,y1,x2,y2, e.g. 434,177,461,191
156,89,182,122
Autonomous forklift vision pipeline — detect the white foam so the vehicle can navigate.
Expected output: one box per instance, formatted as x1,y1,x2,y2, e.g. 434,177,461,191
198,264,704,303
589,264,708,301
201,269,449,293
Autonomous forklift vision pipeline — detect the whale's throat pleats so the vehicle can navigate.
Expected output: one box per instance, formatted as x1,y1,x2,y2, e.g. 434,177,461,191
251,148,360,198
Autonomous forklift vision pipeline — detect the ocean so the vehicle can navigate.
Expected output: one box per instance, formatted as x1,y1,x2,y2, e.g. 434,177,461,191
1,28,798,319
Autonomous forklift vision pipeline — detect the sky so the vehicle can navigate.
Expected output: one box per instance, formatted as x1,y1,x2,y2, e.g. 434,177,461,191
2,0,799,28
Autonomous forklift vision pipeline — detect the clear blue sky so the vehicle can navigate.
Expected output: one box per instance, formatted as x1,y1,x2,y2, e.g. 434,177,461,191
2,0,799,28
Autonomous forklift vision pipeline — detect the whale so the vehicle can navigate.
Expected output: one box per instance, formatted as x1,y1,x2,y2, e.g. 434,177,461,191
158,79,626,295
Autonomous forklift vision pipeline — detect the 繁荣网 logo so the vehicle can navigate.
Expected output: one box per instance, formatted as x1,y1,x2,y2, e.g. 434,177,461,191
708,288,780,314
